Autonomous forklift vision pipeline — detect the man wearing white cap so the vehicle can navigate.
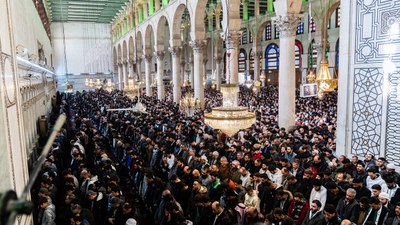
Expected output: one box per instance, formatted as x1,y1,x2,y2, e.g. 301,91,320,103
379,192,394,214
125,218,137,225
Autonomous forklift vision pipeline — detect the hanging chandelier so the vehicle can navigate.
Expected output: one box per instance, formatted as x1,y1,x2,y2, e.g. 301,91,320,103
204,84,256,136
306,69,316,83
124,77,138,99
104,79,115,92
316,59,337,93
180,91,201,116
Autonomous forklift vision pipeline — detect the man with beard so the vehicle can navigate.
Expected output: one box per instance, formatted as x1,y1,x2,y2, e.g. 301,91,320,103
352,178,371,200
362,197,389,225
326,182,345,206
265,208,294,225
309,179,327,211
301,200,324,225
336,188,359,223
323,204,341,225
287,192,309,225
357,197,370,225
384,202,400,225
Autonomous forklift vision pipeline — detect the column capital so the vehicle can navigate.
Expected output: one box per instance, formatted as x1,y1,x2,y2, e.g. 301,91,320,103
154,50,165,60
189,40,207,53
168,46,181,57
273,14,301,38
222,30,242,50
203,58,208,64
142,54,152,62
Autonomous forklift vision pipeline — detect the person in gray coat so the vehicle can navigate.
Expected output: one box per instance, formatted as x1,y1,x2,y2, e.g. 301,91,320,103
39,197,56,225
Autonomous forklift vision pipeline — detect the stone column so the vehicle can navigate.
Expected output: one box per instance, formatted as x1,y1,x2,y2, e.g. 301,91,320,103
155,51,165,100
224,31,242,84
143,3,148,19
189,54,194,88
190,40,206,109
180,61,186,87
129,60,135,79
275,14,300,130
203,58,208,84
169,46,181,104
253,50,262,81
117,62,123,90
122,60,128,89
136,57,142,81
143,54,152,96
215,56,223,90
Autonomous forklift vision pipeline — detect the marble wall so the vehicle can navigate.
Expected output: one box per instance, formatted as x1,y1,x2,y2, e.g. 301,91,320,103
337,0,400,164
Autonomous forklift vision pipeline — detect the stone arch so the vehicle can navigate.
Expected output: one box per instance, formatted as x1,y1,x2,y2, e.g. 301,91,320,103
155,15,170,50
255,19,272,44
171,4,187,43
128,36,135,62
113,46,118,70
117,44,122,64
122,40,128,62
144,24,155,53
136,30,144,56
220,0,241,31
190,0,208,40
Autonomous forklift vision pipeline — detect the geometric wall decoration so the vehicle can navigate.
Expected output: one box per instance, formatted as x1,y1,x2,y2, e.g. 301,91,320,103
351,68,384,157
385,70,400,165
355,0,400,64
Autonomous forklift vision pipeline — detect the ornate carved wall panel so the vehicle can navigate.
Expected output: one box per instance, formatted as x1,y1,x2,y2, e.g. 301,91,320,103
385,70,400,164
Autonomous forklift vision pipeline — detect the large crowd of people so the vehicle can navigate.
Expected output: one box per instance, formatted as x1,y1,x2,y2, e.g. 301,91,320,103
32,85,400,225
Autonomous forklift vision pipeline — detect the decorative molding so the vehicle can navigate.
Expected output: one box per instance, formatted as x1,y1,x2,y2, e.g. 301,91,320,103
223,31,242,50
351,68,384,156
142,54,152,62
189,40,207,54
273,14,300,38
385,70,400,165
355,0,400,64
168,46,181,57
154,51,165,61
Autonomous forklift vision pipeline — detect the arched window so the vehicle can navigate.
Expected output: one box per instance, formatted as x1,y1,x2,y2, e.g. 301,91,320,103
309,16,316,33
242,28,248,44
238,49,247,73
249,31,253,43
264,22,272,41
308,40,318,68
265,43,279,70
297,21,304,34
295,40,303,69
274,25,280,39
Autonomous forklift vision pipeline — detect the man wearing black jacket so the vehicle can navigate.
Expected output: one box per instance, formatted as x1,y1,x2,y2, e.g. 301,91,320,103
336,188,359,223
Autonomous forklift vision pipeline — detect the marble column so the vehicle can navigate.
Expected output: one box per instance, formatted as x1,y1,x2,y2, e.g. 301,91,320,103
169,46,181,104
224,31,242,84
136,57,142,81
143,54,153,96
253,50,262,82
203,58,208,84
155,51,165,100
189,55,194,88
215,56,223,90
117,62,123,90
275,14,300,130
180,61,186,87
190,40,206,109
122,61,128,89
129,60,135,79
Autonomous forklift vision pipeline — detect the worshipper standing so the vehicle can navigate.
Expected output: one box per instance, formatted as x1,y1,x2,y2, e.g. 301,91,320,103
38,197,56,225
336,188,359,223
211,201,233,225
323,204,341,225
309,179,327,211
301,200,324,225
361,197,389,225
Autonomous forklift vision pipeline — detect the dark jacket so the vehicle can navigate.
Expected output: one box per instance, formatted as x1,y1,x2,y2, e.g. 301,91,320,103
301,210,324,225
336,198,359,222
213,209,233,225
